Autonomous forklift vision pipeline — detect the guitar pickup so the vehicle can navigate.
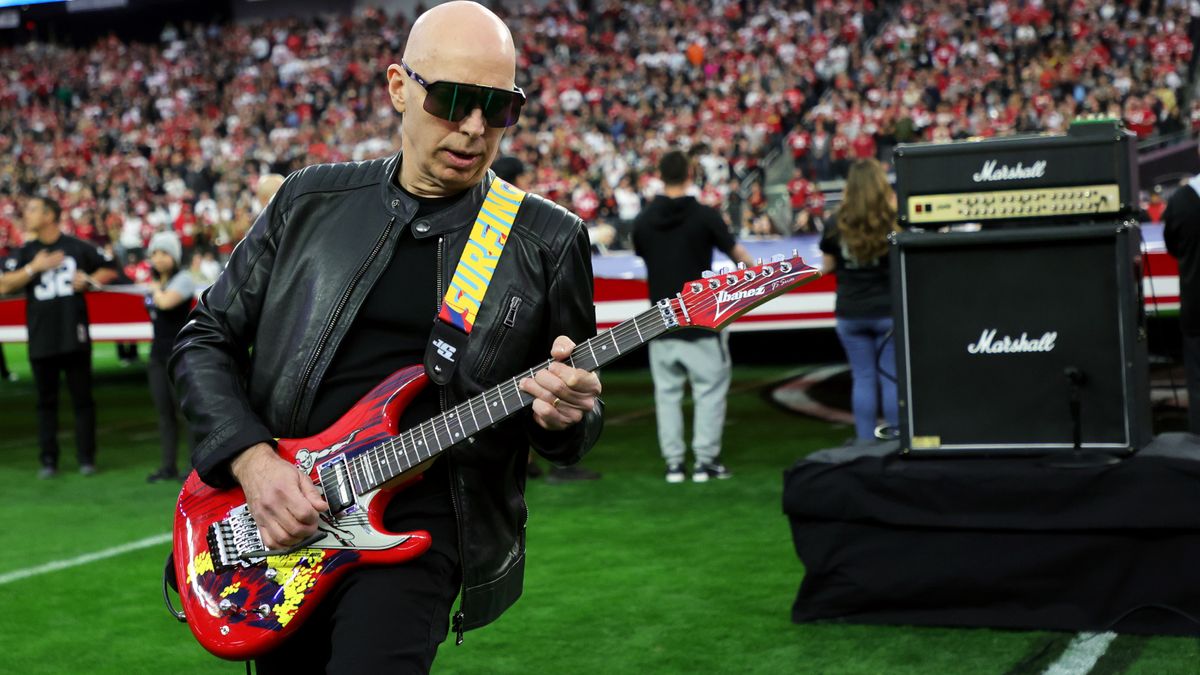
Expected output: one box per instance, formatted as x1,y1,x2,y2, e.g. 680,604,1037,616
318,456,356,515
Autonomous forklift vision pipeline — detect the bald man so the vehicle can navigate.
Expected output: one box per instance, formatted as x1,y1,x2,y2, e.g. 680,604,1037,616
171,3,604,672
255,173,285,207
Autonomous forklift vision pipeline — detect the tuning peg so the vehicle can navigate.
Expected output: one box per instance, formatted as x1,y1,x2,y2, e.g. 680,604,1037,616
743,269,756,281
689,282,703,293
780,261,793,273
736,262,746,270
761,265,775,277
725,274,738,285
770,253,785,263
701,270,716,278
708,278,720,289
791,248,799,258
755,257,763,266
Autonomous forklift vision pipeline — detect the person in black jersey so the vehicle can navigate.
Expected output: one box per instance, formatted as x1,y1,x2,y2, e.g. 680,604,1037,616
633,149,754,484
142,232,196,482
170,3,604,672
0,196,118,478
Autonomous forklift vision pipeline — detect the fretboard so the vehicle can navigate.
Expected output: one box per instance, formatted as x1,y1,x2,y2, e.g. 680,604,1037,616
342,301,678,495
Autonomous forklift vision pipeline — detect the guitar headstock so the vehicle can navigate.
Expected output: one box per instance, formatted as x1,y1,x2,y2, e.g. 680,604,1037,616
673,253,820,331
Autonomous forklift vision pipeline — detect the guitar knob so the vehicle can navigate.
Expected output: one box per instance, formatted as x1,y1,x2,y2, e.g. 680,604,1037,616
755,258,763,266
736,262,746,270
791,248,799,258
708,278,720,289
770,253,785,262
701,270,716,278
690,282,703,293
219,599,235,615
256,604,272,618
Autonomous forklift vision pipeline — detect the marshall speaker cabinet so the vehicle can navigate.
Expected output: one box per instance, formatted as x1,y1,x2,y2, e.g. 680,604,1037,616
892,222,1151,456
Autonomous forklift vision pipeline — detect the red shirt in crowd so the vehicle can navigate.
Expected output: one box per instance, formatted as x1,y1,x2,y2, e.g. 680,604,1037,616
788,177,811,209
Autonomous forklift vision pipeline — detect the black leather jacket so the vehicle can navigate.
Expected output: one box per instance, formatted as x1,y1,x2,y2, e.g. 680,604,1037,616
170,153,603,632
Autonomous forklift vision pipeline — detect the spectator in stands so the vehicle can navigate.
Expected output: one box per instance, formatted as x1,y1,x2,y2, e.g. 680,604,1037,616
0,196,118,477
613,174,642,249
1145,185,1167,223
633,149,753,483
1164,175,1200,434
820,159,899,442
143,232,195,482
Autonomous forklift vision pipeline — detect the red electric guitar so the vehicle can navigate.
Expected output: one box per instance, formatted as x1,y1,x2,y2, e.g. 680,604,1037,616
169,254,820,659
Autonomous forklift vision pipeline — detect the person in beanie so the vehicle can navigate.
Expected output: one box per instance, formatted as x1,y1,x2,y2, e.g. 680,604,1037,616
633,149,753,483
144,231,196,481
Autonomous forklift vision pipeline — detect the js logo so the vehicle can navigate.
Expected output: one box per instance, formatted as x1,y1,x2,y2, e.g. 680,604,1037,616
433,339,457,362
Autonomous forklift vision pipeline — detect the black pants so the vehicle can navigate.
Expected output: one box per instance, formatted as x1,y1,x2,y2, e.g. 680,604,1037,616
256,547,461,675
1184,332,1200,434
0,343,10,378
148,357,187,473
30,350,97,468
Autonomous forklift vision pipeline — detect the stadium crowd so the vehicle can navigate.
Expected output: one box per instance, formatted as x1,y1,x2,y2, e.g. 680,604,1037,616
784,0,1199,232
0,0,1195,267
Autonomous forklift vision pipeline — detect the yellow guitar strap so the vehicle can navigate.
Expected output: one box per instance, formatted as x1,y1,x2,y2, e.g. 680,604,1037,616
425,176,527,385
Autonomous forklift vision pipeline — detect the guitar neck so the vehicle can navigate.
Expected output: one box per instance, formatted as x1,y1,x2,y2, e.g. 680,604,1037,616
343,301,679,494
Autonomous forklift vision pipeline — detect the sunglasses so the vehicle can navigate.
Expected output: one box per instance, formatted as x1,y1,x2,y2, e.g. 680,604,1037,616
401,61,526,129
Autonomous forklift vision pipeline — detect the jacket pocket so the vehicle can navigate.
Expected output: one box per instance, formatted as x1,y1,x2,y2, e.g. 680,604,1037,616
475,290,529,382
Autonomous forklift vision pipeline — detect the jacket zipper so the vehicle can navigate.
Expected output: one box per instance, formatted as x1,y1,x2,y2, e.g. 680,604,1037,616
477,295,521,380
439,234,469,646
289,216,396,432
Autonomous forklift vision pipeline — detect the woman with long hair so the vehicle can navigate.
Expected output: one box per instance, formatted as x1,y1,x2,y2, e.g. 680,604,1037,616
820,158,900,441
143,232,196,482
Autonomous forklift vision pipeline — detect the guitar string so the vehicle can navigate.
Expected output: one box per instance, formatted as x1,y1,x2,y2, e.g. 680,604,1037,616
347,262,813,493
340,262,814,494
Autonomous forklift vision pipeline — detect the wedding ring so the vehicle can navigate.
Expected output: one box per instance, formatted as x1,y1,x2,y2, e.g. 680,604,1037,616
552,397,562,409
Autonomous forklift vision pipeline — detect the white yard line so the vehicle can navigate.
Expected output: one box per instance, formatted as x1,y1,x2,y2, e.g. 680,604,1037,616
0,533,172,586
1042,632,1118,675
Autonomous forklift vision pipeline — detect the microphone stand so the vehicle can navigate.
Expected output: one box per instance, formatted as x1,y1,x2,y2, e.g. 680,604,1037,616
1046,366,1120,468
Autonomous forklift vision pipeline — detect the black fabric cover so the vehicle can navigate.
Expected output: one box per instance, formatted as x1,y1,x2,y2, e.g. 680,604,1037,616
783,433,1200,635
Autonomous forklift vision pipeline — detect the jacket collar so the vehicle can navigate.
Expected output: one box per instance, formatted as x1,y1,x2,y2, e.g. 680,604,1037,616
381,151,493,239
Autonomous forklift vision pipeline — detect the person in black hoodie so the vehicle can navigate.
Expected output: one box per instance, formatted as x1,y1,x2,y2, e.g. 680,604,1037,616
1163,175,1200,433
633,150,753,483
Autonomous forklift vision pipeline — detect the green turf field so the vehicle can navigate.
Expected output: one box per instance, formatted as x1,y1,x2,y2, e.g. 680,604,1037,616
0,342,1197,674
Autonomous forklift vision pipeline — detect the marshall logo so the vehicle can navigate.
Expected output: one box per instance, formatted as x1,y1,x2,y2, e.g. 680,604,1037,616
716,287,766,304
433,338,457,362
967,329,1057,355
972,159,1047,182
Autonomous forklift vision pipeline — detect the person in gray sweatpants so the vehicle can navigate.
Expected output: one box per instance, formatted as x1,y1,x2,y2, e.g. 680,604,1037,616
633,149,754,483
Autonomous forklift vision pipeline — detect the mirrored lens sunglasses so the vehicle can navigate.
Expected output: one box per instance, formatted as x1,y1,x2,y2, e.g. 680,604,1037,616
401,61,526,129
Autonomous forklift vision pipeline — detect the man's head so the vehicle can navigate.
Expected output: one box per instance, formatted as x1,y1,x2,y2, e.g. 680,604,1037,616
23,196,60,238
387,1,520,197
659,150,691,187
491,155,531,190
256,173,285,206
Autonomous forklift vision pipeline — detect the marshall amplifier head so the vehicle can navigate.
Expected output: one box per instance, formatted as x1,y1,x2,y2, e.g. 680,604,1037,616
891,222,1150,456
894,119,1138,228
